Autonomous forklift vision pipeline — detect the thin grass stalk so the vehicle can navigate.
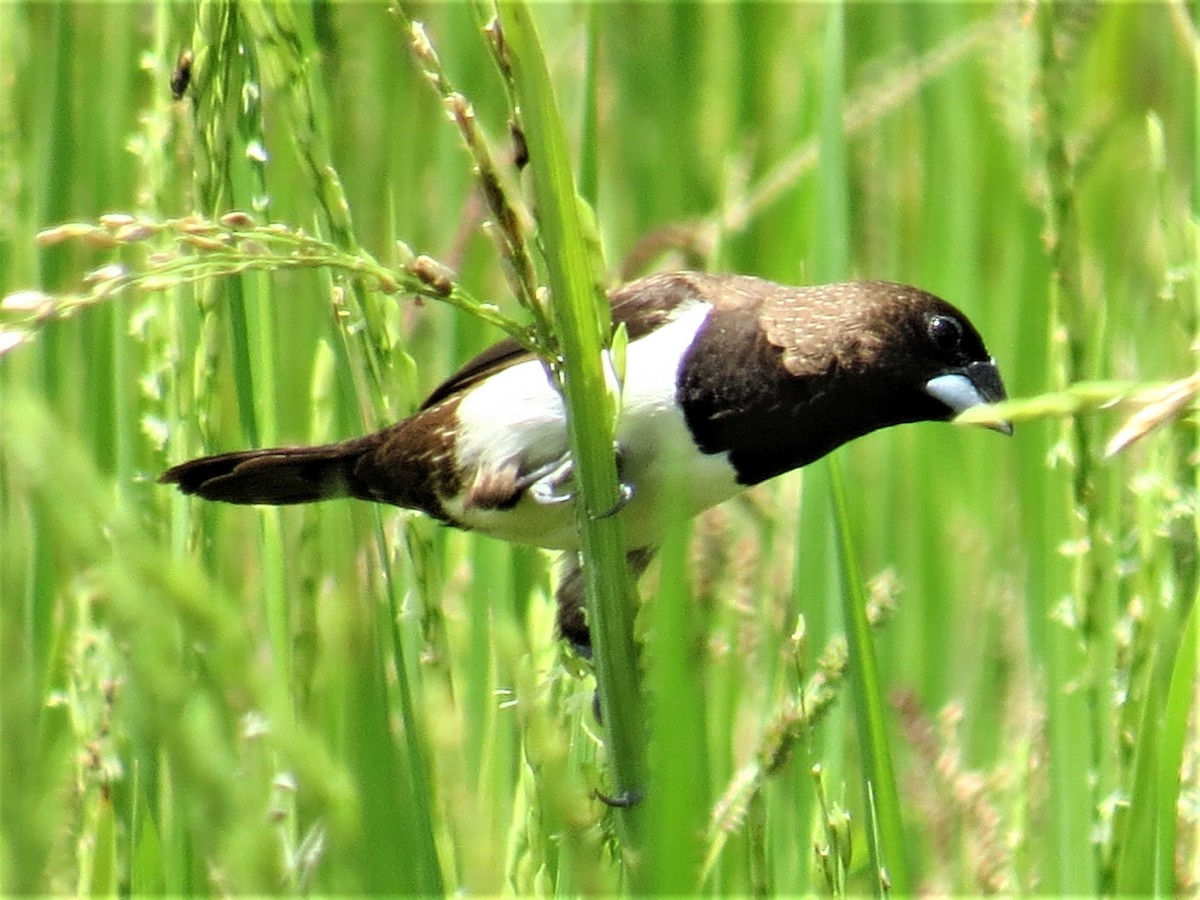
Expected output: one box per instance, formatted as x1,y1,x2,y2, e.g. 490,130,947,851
1114,593,1194,896
828,456,910,897
1035,4,1102,892
376,509,445,894
494,0,647,855
5,4,1195,894
405,1,545,337
577,5,601,209
805,26,853,711
811,7,864,893
815,2,849,284
643,494,708,892
238,2,393,423
1151,597,1196,893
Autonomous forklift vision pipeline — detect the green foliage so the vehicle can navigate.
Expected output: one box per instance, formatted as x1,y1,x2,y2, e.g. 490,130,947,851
2,2,1196,895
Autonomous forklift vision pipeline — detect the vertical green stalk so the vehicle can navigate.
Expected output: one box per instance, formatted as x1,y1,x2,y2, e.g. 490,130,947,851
643,496,708,892
186,3,445,890
1036,4,1101,893
828,456,910,897
1115,593,1197,896
193,1,260,446
495,0,647,852
577,5,600,209
815,1,849,283
813,7,912,894
810,0,850,681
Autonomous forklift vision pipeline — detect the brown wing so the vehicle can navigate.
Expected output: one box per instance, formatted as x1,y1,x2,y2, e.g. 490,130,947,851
419,334,532,410
420,271,885,410
419,271,725,411
758,281,889,379
633,273,885,380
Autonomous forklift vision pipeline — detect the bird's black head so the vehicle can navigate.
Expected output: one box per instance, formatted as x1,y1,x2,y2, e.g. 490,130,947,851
840,282,1010,433
676,276,1010,486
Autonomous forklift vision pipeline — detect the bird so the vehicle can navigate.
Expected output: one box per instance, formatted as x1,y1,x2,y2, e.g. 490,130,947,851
162,271,1011,656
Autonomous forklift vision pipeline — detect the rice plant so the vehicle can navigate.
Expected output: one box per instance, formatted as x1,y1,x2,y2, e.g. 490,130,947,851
1,2,1195,894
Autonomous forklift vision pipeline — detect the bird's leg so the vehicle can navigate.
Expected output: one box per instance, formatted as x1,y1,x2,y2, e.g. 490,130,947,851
554,551,593,659
554,547,656,660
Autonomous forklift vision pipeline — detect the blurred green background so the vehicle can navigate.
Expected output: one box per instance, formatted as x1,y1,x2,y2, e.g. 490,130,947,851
1,1,1195,895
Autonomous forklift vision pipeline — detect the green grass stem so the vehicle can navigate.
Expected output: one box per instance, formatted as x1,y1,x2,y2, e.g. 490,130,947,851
494,1,648,856
828,456,910,897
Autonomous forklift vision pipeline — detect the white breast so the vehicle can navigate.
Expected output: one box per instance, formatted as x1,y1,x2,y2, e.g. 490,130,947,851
447,300,743,549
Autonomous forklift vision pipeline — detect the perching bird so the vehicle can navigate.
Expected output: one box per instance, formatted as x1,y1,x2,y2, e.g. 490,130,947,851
162,271,1010,655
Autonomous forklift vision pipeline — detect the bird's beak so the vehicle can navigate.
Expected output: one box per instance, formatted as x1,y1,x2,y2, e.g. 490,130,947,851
924,359,1013,436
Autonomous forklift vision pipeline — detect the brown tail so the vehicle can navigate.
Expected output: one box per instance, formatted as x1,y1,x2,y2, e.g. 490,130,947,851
160,436,380,505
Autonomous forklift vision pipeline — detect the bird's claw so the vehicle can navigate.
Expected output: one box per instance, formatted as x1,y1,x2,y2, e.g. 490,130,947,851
525,456,576,505
590,482,634,520
526,445,634,516
589,692,643,808
593,786,644,808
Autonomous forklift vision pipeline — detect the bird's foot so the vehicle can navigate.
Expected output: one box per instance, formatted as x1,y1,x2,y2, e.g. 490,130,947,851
593,785,644,808
524,445,633,515
590,481,634,520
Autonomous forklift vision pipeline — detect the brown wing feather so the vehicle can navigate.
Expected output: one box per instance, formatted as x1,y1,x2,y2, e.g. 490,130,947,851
419,271,729,411
419,335,531,410
759,282,887,379
420,271,885,413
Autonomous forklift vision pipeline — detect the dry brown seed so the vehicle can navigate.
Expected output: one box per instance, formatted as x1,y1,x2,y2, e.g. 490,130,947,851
177,218,218,235
220,211,256,228
84,264,127,284
82,230,121,249
410,22,438,66
2,289,52,311
37,223,97,245
180,233,230,251
116,223,155,242
1106,373,1200,457
510,121,529,169
412,255,454,296
99,213,137,229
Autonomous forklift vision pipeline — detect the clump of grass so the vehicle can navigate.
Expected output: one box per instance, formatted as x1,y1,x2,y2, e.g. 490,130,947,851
2,2,1196,895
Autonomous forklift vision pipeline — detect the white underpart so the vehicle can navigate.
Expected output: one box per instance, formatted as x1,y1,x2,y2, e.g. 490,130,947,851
924,370,987,414
447,299,742,550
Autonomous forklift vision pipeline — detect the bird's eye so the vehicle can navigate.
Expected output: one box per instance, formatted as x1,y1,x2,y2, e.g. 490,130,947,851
927,314,963,354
